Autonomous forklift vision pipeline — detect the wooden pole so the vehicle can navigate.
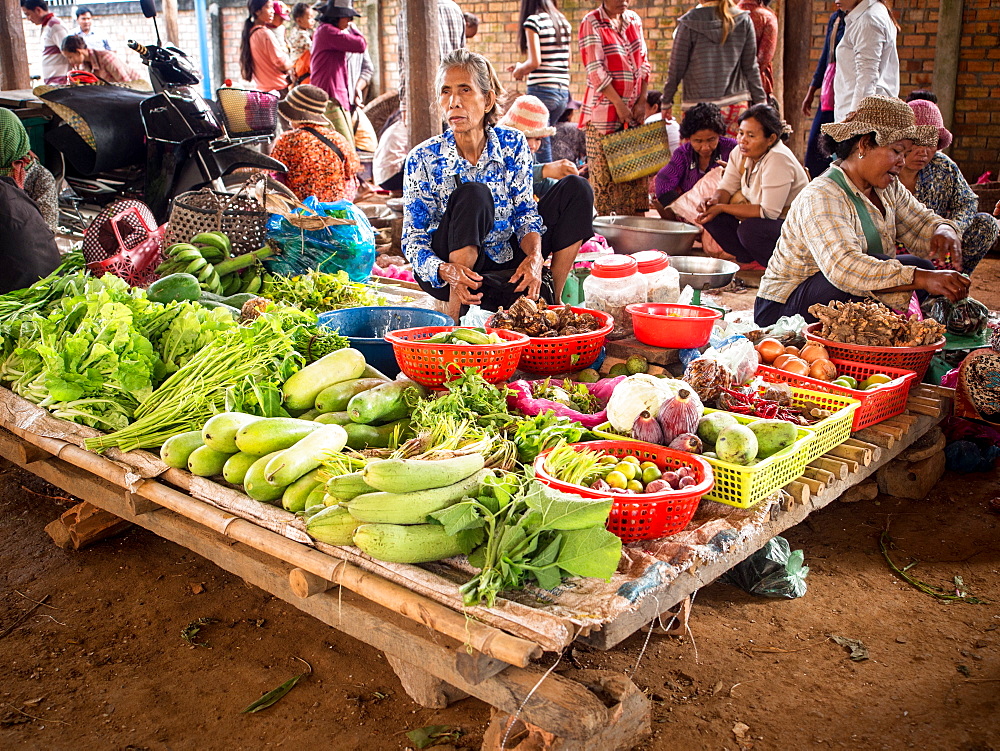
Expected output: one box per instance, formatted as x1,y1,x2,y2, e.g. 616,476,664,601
404,0,442,148
781,0,814,161
0,0,31,89
164,0,181,46
932,0,964,135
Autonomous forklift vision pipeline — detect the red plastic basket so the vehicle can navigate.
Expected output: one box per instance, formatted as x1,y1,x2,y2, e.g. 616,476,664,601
385,326,530,389
804,323,944,381
757,358,918,431
626,303,722,349
486,306,614,375
533,440,714,543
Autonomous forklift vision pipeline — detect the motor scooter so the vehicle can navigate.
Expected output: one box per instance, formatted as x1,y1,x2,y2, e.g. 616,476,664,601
41,0,285,223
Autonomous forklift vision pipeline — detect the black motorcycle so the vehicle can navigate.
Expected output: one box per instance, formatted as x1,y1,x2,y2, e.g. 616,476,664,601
41,0,284,223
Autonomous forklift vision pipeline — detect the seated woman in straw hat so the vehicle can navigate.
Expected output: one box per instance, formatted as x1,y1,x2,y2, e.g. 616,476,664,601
403,51,595,321
754,95,971,327
270,84,361,202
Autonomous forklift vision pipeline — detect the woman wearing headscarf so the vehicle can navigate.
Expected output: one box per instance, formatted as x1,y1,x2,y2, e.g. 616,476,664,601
896,99,1000,277
0,108,58,231
754,96,970,326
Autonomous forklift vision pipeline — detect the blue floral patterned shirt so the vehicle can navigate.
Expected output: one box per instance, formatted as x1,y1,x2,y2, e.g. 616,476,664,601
402,126,545,288
914,152,978,235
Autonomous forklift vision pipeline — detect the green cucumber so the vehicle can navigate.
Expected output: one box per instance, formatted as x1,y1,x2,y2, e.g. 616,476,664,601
160,430,205,469
264,424,348,487
282,348,367,411
281,469,325,513
343,419,410,450
187,445,234,477
361,453,486,493
243,450,288,502
314,411,352,425
353,523,464,564
347,380,426,425
314,378,387,413
305,485,328,510
325,471,376,501
148,273,202,304
307,505,361,545
202,412,264,453
234,417,321,455
222,451,263,485
347,469,490,524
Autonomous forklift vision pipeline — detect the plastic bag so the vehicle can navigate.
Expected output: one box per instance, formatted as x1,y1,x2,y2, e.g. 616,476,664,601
506,376,624,429
265,198,376,281
721,536,809,599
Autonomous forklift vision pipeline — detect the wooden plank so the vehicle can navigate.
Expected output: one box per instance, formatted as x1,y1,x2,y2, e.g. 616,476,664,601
385,653,470,709
289,567,334,598
809,457,849,479
802,467,836,486
603,337,680,367
828,444,871,466
124,491,159,516
582,409,943,651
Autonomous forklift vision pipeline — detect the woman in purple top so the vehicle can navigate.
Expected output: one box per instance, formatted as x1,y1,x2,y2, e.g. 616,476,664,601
310,5,367,145
652,103,736,217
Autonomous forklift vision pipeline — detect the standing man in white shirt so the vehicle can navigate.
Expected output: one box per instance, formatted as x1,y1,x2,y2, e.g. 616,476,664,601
833,0,899,121
20,0,71,84
74,7,114,51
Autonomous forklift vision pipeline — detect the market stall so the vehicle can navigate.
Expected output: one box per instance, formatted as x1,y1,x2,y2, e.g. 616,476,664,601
0,203,988,749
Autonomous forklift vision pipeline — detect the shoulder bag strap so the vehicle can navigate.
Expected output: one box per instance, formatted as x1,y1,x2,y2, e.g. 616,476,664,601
825,166,884,256
302,126,346,162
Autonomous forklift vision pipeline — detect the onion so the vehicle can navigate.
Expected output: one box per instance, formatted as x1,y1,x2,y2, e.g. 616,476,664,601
809,358,838,381
800,343,830,364
784,345,800,357
755,338,785,364
773,353,797,369
783,358,810,376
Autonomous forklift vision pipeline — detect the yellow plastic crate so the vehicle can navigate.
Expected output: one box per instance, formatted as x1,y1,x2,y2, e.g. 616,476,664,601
591,413,815,509
785,387,860,464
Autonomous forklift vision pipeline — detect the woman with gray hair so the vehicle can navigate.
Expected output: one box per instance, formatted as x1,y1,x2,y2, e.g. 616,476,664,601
402,49,594,320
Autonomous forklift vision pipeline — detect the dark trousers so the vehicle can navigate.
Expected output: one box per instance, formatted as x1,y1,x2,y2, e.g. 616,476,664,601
418,176,594,311
703,213,784,266
754,254,936,327
805,109,836,179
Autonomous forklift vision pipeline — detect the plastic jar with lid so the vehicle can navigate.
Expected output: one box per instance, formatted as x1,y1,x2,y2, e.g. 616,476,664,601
632,250,680,304
583,255,647,339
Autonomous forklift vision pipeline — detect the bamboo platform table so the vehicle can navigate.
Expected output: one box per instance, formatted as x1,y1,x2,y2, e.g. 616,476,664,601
0,384,953,749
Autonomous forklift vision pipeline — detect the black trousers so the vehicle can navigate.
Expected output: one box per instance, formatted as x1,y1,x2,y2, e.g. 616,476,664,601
754,254,935,327
417,176,594,311
702,212,785,266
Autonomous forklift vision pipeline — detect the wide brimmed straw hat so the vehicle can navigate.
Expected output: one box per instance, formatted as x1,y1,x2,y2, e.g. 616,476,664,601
498,95,556,138
278,85,331,125
821,95,939,148
907,99,952,150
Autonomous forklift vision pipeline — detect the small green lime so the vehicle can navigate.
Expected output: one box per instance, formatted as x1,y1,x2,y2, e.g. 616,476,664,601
614,462,637,481
639,460,658,472
627,479,645,493
641,465,662,484
606,470,628,490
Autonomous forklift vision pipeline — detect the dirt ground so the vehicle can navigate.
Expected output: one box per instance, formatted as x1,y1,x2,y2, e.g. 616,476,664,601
1,254,998,750
0,452,998,750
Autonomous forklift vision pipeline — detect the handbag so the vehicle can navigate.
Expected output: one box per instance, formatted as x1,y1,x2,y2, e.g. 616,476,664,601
601,121,671,184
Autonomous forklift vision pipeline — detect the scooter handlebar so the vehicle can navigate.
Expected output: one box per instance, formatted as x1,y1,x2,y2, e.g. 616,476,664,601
128,40,147,56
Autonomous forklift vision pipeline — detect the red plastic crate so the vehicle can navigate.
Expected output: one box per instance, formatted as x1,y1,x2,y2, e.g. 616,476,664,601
757,358,918,431
385,326,529,389
534,440,714,543
804,323,943,381
487,306,614,376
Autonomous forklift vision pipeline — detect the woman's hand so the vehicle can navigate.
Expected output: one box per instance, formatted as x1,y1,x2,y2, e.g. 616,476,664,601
541,160,579,180
696,203,725,225
630,98,646,123
614,100,633,125
697,194,720,214
509,252,543,300
507,63,528,81
801,86,818,117
929,223,963,272
915,268,971,302
438,262,483,305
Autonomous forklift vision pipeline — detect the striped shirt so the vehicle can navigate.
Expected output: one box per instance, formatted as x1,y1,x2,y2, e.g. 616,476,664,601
578,6,650,135
758,165,957,311
524,13,570,89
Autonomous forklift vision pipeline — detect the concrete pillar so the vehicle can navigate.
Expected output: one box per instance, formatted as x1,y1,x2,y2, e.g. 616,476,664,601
932,0,964,132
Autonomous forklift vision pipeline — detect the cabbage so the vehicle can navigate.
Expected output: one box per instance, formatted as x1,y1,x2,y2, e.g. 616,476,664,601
606,374,693,432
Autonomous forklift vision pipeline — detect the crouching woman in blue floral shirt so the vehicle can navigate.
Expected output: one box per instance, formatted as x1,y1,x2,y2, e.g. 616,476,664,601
403,49,594,321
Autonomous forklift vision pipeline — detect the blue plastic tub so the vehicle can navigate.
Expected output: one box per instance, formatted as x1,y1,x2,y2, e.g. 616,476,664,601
317,306,452,378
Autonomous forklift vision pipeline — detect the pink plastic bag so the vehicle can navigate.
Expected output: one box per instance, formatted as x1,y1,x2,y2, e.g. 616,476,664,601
506,376,625,428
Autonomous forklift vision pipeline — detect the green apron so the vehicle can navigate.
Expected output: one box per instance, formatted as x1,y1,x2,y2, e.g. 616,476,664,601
825,166,884,256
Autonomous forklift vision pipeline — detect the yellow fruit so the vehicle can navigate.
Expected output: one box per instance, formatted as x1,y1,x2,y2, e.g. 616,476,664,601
627,479,644,493
861,373,893,390
599,454,620,465
606,470,628,490
620,455,642,465
833,375,858,389
614,461,637,481
639,460,658,472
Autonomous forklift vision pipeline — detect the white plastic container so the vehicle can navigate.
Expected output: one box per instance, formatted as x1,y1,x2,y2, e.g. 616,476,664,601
632,250,680,304
583,255,647,339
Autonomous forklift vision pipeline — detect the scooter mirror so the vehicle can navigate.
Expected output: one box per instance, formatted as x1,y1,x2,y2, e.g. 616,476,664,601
139,0,157,19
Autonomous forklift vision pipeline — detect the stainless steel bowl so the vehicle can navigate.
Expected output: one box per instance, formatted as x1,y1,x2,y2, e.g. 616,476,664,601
592,215,700,255
668,256,741,290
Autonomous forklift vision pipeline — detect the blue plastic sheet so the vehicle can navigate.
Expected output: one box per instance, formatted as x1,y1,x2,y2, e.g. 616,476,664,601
265,198,375,282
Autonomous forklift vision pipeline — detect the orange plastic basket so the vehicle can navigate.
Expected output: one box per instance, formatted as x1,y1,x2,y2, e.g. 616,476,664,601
757,359,917,431
804,323,943,381
384,326,529,389
533,440,714,542
487,306,614,375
